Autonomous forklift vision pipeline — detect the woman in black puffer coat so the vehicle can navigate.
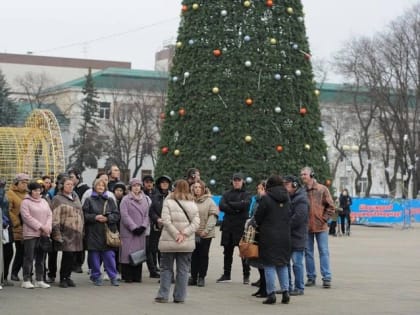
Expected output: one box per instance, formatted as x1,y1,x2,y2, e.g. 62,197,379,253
254,174,291,305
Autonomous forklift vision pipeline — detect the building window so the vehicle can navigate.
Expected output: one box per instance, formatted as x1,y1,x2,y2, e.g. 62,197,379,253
358,177,368,195
141,170,152,180
99,102,111,119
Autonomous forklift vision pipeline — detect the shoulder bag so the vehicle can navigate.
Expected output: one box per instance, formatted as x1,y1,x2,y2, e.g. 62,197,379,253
238,225,259,259
103,200,121,248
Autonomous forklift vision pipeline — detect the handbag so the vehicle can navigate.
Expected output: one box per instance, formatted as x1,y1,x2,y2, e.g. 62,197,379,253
103,200,121,248
129,249,147,266
238,225,259,259
39,236,53,252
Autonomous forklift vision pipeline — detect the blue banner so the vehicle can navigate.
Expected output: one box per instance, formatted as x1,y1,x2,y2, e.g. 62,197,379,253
214,196,420,226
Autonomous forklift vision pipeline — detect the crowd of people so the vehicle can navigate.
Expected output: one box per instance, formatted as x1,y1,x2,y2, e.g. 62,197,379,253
0,165,344,305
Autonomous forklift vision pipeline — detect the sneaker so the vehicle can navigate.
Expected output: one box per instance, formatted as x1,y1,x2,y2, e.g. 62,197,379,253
11,274,20,281
305,279,316,287
94,278,103,286
154,297,168,303
290,290,304,296
197,277,205,287
59,280,68,288
21,281,34,289
34,281,50,289
45,276,55,284
216,274,232,283
243,276,250,285
322,280,331,288
111,278,120,286
188,277,197,286
0,285,3,290
66,278,76,287
117,273,122,280
103,274,110,281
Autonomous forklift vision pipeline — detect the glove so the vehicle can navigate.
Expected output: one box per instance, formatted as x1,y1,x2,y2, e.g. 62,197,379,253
53,239,63,251
132,226,146,236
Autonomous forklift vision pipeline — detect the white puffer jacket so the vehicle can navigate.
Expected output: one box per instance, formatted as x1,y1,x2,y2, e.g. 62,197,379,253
158,198,199,253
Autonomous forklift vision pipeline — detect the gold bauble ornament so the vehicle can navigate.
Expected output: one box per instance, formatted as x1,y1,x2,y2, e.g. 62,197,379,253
304,144,311,151
174,149,180,156
270,38,277,45
244,1,251,8
287,7,294,14
314,89,320,96
245,135,252,143
176,41,182,48
212,87,220,94
192,3,199,10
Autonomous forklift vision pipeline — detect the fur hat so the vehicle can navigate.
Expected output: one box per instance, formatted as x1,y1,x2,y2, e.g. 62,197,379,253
15,173,30,182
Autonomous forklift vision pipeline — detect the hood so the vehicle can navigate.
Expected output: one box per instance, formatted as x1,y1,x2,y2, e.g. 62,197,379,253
195,192,212,203
266,186,289,203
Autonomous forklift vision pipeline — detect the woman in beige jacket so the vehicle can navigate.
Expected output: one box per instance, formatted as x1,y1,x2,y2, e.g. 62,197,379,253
155,179,199,304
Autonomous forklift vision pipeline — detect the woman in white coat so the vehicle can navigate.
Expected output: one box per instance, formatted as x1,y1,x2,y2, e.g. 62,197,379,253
155,179,199,304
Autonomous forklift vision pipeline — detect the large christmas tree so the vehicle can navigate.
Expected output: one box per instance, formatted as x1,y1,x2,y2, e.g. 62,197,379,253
155,0,331,193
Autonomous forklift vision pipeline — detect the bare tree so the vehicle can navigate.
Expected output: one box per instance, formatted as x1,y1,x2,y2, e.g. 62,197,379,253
334,4,420,197
105,87,166,178
14,72,56,108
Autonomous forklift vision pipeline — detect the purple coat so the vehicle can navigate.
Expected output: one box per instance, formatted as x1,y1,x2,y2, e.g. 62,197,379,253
119,191,151,264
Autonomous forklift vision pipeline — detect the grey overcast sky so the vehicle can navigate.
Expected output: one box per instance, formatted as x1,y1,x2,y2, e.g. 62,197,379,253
1,0,419,75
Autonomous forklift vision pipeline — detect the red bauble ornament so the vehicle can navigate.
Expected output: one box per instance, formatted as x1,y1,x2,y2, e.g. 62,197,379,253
325,179,332,187
179,108,186,116
245,98,253,106
213,49,222,57
161,147,169,155
299,107,307,116
181,5,188,12
276,145,283,152
160,112,166,120
266,0,273,7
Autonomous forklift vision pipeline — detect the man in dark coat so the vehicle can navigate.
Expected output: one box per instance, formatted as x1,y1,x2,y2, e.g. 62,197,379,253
254,174,291,305
148,175,172,278
284,175,309,296
217,173,251,284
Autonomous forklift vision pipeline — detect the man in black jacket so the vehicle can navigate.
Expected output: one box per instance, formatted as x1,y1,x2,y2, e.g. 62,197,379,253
283,175,309,296
217,173,252,284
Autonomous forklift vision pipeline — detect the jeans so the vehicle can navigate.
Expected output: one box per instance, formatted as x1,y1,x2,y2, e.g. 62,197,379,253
157,252,191,302
305,231,331,281
288,250,304,291
264,265,289,294
23,238,46,282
